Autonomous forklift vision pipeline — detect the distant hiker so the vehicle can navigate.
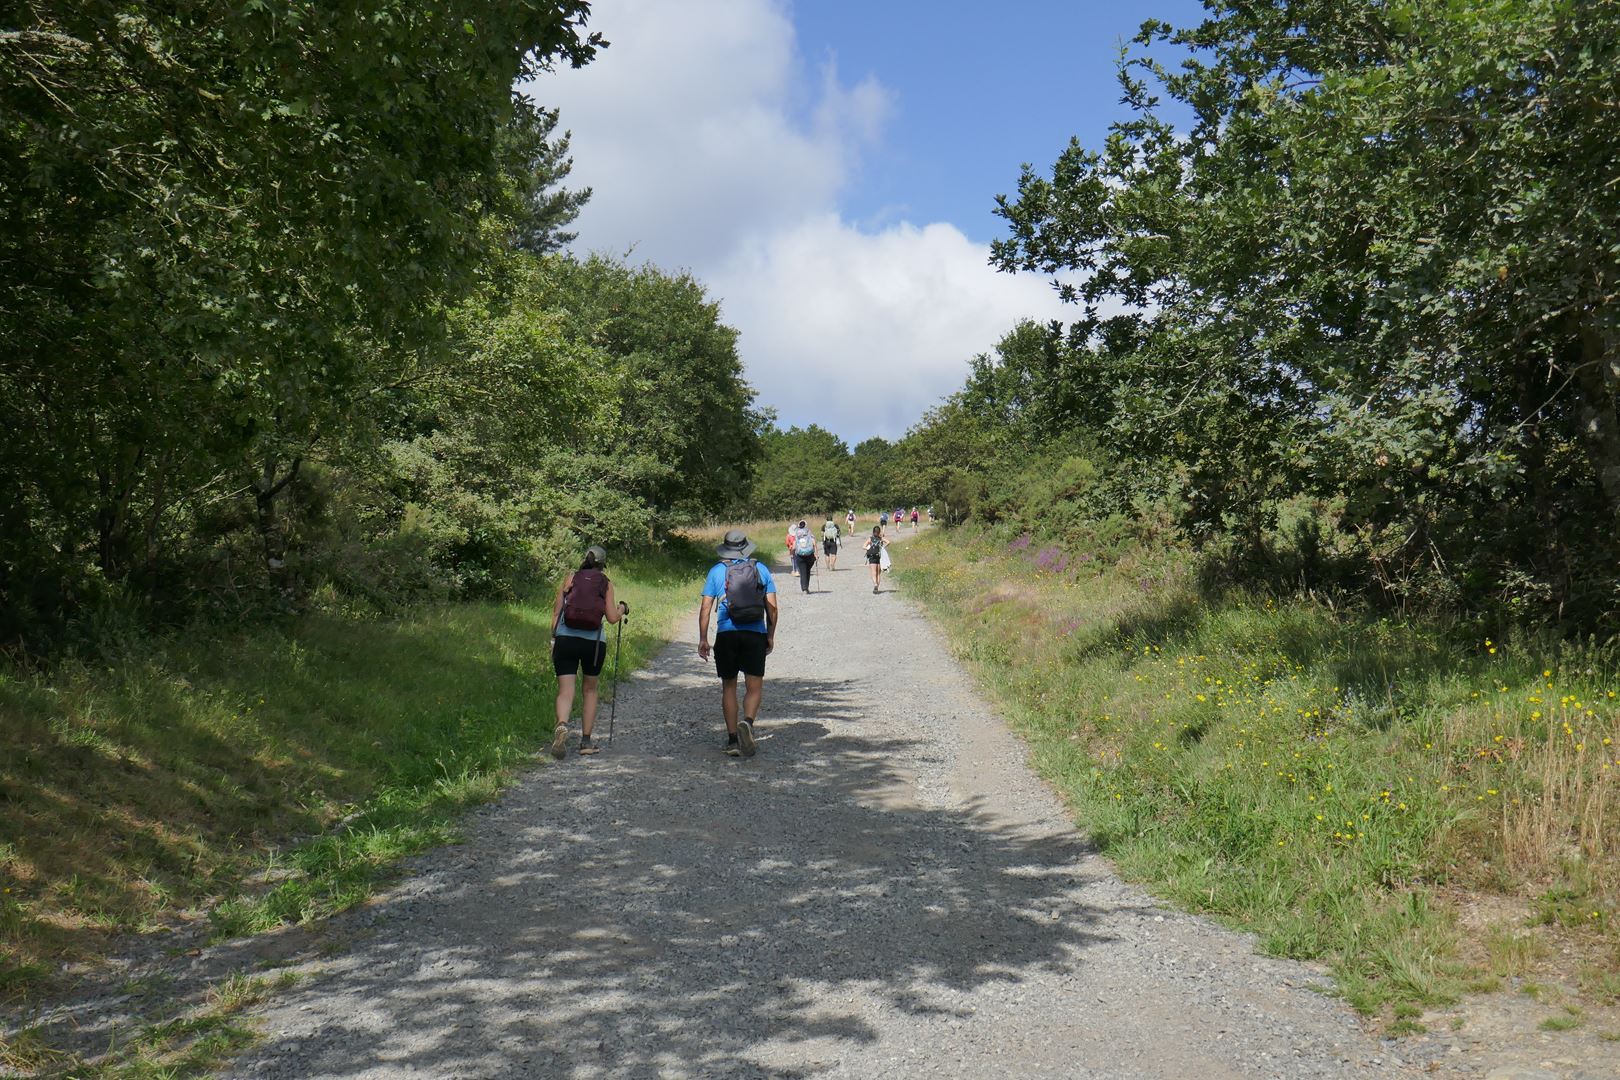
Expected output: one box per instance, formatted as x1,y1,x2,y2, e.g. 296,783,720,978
879,510,888,528
846,508,856,536
698,530,779,757
549,545,628,759
864,526,888,594
792,519,817,593
910,507,920,530
822,514,841,571
927,505,935,524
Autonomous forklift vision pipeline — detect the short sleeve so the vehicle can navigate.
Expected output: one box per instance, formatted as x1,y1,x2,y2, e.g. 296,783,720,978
757,563,777,594
701,563,724,598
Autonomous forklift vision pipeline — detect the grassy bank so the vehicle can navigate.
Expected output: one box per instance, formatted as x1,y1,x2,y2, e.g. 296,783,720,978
901,529,1619,1029
0,541,708,1011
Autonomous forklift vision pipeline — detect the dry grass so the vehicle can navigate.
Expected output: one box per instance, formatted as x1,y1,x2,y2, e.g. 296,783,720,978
0,544,709,1007
678,511,915,548
901,526,1620,1020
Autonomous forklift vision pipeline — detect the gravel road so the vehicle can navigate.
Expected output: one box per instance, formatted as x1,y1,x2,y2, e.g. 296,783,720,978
223,544,1411,1079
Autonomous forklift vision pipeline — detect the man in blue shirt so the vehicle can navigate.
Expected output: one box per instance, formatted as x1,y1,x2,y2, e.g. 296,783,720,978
698,530,779,757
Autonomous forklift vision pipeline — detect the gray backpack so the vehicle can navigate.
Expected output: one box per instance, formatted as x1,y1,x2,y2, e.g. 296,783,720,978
723,559,765,623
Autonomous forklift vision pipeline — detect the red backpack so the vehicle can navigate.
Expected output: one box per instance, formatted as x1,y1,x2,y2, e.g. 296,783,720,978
561,568,609,631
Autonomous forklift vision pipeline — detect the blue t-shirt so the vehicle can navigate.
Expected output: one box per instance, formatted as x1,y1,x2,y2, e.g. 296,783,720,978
702,559,777,634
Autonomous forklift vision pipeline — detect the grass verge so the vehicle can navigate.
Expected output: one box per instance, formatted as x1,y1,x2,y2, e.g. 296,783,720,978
901,528,1619,1024
1,540,708,1020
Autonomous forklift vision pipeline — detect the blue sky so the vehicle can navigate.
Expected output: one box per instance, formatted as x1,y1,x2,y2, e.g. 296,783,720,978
530,0,1208,443
792,0,1207,242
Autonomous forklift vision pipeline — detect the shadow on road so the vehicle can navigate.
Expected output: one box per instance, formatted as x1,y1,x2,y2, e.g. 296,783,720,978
231,647,1138,1077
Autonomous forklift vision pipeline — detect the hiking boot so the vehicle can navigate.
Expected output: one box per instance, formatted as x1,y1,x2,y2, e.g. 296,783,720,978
737,719,756,758
724,733,741,757
578,734,600,756
549,724,568,760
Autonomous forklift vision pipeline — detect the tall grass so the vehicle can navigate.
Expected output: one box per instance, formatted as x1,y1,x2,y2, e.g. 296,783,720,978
0,541,709,1004
902,528,1620,1022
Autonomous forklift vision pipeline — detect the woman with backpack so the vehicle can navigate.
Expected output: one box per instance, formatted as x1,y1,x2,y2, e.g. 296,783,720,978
548,545,627,759
791,519,817,593
863,525,888,594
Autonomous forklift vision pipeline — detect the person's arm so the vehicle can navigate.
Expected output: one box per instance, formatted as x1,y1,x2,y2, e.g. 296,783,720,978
698,595,715,659
764,593,779,654
605,581,627,624
550,574,571,642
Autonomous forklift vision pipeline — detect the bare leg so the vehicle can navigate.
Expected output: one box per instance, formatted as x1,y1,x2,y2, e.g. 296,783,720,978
721,678,740,734
742,674,763,722
580,675,600,739
555,673,576,729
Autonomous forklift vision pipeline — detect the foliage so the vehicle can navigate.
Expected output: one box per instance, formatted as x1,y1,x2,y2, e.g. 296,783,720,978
951,0,1620,630
0,1,604,647
508,105,592,255
749,425,851,518
544,255,768,523
0,4,770,651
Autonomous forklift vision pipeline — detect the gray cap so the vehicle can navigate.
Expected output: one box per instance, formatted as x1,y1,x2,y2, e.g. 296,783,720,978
585,544,608,567
715,529,755,559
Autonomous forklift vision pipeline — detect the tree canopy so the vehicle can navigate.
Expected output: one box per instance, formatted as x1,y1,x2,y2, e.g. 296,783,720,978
0,2,769,648
899,0,1620,627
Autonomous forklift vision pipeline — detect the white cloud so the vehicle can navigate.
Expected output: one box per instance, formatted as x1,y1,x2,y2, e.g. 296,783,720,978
526,0,1069,441
710,216,1069,440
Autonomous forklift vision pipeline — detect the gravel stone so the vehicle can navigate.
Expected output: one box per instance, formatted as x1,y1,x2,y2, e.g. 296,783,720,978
217,553,1421,1077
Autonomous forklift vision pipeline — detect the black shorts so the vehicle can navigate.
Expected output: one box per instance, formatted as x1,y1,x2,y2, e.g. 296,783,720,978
866,546,882,564
823,538,838,555
552,635,607,677
713,630,767,681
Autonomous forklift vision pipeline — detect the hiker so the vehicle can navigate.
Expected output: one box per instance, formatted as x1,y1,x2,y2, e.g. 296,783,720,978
864,525,888,594
822,514,841,571
910,507,920,530
698,530,778,757
548,545,628,759
879,509,888,528
791,519,817,593
846,508,856,537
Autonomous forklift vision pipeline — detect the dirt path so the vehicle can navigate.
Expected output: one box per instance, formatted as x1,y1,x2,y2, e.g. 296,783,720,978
222,543,1412,1079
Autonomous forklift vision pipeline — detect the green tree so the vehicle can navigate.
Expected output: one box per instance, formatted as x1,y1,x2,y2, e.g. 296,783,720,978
0,2,600,638
991,0,1620,620
890,400,999,525
847,436,894,508
546,256,766,521
751,425,851,518
509,106,592,255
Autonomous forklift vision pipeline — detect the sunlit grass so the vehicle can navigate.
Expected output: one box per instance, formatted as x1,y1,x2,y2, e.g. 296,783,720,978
902,527,1620,1023
0,540,708,1009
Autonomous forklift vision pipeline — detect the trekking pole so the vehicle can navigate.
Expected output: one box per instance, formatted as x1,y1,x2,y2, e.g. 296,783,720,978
608,614,625,746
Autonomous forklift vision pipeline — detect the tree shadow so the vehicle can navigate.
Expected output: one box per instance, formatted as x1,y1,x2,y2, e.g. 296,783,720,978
222,651,1138,1078
0,597,669,1001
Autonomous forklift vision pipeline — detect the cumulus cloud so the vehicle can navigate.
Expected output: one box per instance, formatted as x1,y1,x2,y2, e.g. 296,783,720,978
710,217,1068,439
531,0,886,268
526,0,1069,440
